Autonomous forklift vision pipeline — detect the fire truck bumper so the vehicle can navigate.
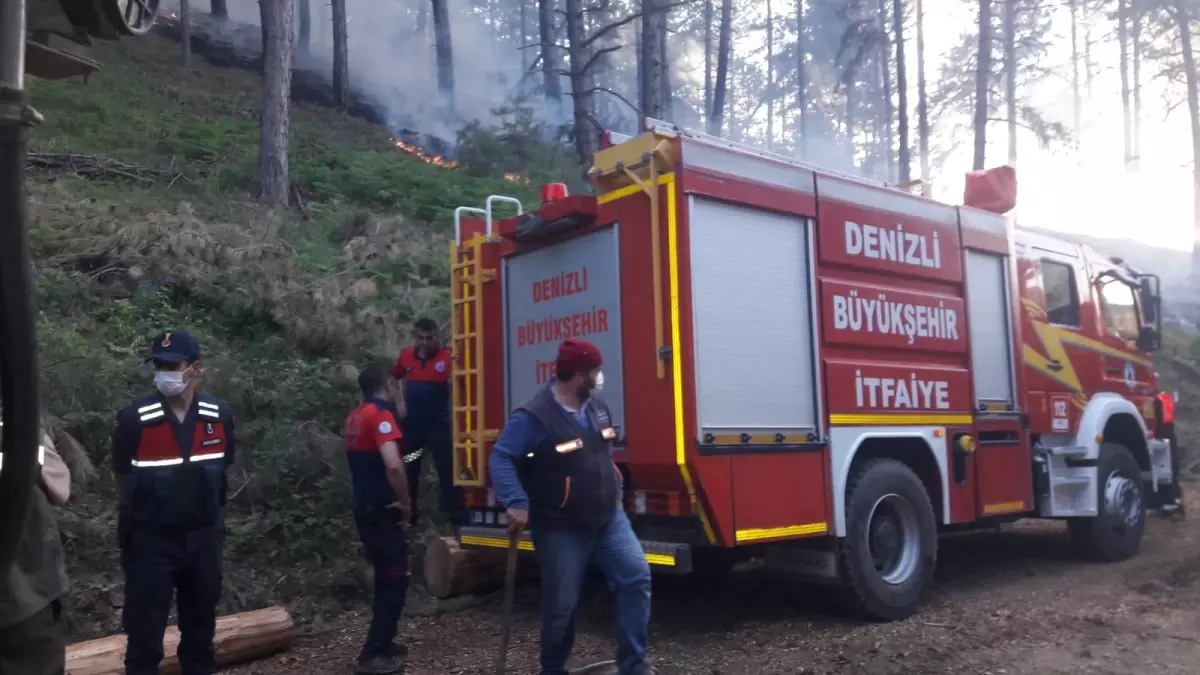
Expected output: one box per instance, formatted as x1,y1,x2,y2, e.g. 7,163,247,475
457,526,694,574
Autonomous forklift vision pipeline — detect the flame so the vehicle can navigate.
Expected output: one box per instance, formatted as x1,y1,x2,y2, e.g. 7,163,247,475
391,138,459,168
389,136,528,184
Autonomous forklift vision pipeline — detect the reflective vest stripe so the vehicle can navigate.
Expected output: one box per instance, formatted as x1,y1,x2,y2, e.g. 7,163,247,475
190,452,225,463
0,445,45,472
137,403,162,414
198,409,220,419
132,457,184,467
198,401,219,411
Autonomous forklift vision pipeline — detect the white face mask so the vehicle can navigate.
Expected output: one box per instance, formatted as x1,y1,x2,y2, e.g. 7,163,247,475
154,370,189,397
593,370,604,393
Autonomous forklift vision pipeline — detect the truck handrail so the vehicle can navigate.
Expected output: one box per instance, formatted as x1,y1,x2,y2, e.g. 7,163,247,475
485,195,523,240
453,206,487,246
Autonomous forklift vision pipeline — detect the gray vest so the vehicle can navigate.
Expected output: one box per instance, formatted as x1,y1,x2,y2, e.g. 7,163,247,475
0,485,67,629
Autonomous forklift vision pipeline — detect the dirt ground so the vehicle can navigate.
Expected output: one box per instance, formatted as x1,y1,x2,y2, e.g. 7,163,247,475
228,490,1200,675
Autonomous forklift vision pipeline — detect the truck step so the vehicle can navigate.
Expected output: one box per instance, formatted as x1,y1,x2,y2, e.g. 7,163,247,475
457,526,694,574
1050,445,1089,459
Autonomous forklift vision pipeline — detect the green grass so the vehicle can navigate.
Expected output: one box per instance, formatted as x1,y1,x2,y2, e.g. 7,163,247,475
27,33,576,638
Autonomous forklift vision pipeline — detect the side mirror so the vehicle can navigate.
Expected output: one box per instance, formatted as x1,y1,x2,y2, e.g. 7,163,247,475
1140,277,1159,323
1136,325,1161,352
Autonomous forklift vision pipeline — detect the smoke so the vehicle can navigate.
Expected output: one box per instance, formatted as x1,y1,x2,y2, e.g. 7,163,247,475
161,0,570,143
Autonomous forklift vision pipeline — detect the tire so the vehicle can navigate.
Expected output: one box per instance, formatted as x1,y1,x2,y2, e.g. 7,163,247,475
1067,443,1146,562
836,458,938,621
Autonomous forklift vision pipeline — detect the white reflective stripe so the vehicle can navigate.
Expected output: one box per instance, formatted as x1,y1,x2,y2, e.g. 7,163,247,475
38,445,45,466
140,410,165,422
197,401,219,411
189,452,225,462
555,439,583,453
198,409,220,419
403,449,423,463
138,403,163,414
132,458,184,467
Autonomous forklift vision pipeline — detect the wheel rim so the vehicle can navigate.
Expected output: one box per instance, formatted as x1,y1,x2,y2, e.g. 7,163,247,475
1103,471,1142,531
867,493,921,585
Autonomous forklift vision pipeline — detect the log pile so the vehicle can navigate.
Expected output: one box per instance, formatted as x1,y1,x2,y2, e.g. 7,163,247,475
65,606,294,675
422,536,537,599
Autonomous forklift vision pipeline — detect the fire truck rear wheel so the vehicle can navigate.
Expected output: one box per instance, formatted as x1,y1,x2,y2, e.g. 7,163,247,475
1068,443,1146,562
836,458,938,622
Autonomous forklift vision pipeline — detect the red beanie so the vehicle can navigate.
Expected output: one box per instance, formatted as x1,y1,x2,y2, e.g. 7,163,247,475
556,339,603,376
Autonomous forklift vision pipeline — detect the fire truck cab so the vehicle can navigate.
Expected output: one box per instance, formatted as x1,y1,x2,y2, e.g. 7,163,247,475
447,119,1175,621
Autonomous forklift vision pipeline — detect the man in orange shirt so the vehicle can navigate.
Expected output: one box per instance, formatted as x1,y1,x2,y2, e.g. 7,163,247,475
343,363,413,675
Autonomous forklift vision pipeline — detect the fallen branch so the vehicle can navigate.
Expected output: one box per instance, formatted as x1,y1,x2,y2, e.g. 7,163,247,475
27,152,178,184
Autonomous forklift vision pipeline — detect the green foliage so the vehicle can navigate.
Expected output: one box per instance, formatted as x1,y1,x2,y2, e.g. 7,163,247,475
25,35,581,638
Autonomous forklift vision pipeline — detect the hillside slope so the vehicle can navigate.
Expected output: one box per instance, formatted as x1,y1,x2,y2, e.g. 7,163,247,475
28,32,560,639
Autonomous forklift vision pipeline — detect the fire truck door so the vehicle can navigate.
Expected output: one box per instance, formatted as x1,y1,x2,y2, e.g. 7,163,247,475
1093,272,1154,402
1025,250,1088,435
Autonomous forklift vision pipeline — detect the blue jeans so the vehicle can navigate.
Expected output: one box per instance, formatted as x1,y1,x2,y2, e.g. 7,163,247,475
530,507,652,675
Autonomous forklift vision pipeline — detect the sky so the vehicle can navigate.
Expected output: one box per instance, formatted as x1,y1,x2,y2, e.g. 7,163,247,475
922,3,1195,251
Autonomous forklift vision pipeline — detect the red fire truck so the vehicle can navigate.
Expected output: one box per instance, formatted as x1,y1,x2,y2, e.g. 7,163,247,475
447,119,1177,621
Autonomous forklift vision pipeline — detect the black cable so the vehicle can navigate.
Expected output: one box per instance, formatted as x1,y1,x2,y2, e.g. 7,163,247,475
0,86,41,575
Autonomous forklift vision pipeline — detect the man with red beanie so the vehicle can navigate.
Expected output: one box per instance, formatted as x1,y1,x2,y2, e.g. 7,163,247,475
489,339,652,675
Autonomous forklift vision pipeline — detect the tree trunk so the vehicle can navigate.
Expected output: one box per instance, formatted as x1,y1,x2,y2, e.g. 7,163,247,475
641,0,666,119
1119,0,1133,169
972,0,992,170
520,0,529,71
876,0,894,181
1084,16,1094,98
181,0,192,68
766,0,774,149
539,0,563,107
704,0,713,122
565,0,598,162
65,607,294,675
660,22,672,118
417,0,427,36
1131,0,1142,168
894,0,909,183
916,0,929,179
331,0,348,107
796,0,807,155
211,0,227,19
431,0,455,108
1069,0,1082,155
709,0,733,136
1003,0,1016,165
422,537,538,599
1173,0,1200,280
298,0,310,53
258,0,294,207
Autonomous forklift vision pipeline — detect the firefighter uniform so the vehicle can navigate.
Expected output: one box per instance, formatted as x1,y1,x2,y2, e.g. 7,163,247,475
392,346,465,527
343,395,409,667
112,332,235,675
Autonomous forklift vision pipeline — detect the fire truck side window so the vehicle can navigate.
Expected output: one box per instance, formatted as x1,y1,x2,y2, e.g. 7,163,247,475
1040,260,1080,327
1099,279,1141,343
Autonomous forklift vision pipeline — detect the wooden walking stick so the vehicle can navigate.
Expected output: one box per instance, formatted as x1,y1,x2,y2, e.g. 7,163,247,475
494,532,520,675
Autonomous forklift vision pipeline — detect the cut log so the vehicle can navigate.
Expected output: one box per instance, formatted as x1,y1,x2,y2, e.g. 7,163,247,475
65,606,294,675
423,536,536,599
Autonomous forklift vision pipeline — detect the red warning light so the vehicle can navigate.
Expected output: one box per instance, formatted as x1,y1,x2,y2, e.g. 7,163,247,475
541,182,569,204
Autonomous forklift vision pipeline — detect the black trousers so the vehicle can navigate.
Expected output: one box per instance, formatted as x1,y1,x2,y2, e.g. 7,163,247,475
121,523,223,675
0,598,65,675
403,421,466,527
354,509,410,662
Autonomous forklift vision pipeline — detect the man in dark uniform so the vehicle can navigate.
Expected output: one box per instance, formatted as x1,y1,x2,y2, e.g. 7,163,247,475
0,423,72,675
391,317,465,529
111,330,236,675
489,340,653,675
343,363,413,675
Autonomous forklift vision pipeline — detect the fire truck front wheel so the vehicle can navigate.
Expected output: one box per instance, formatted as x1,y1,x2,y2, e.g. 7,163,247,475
1068,443,1146,562
836,458,938,622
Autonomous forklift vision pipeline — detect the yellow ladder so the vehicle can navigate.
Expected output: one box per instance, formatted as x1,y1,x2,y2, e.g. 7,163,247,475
450,233,499,487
